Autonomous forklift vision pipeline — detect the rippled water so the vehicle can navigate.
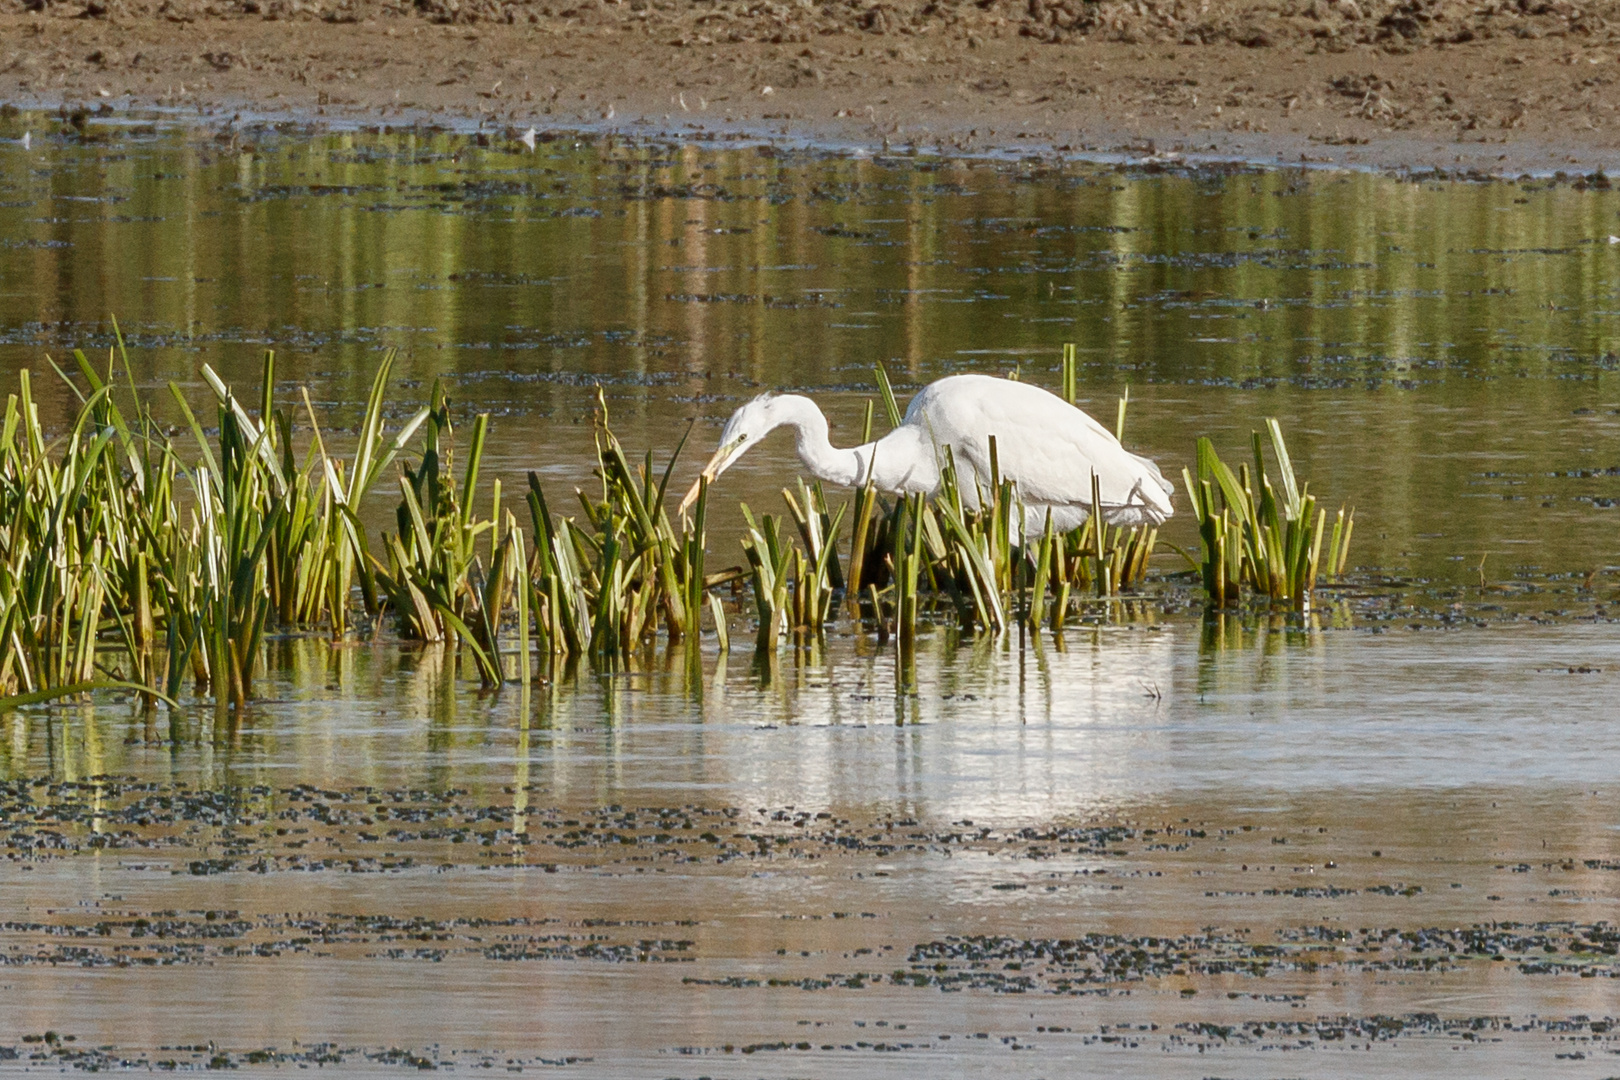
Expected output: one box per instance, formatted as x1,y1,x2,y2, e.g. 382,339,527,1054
1,116,1619,1076
5,120,1620,573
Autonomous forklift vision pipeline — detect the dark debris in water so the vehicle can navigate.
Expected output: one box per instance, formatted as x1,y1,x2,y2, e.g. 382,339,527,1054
3,781,1618,991
0,780,1154,870
0,1037,590,1072
680,921,1620,997
663,1010,1620,1062
666,291,842,309
6,1008,1617,1071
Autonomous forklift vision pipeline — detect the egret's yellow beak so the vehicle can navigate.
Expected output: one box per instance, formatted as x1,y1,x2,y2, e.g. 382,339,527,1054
678,435,746,516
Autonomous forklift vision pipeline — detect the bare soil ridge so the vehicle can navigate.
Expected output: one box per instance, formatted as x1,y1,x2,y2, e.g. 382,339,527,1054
4,0,1620,172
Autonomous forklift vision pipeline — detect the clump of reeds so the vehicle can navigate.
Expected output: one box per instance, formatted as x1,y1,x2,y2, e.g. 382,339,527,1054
1182,419,1354,610
0,336,1355,714
0,341,396,709
0,339,504,708
523,391,713,669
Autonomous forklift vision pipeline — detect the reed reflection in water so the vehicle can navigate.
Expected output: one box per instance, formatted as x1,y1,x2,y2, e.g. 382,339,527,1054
4,615,1615,810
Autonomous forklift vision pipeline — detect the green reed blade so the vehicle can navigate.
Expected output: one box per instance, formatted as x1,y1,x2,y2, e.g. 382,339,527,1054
596,427,686,631
655,418,694,513
934,498,1005,633
259,349,276,431
460,414,489,530
1028,512,1052,629
69,348,136,461
1265,417,1302,518
73,348,107,397
811,481,845,591
681,475,709,642
1131,527,1157,586
202,364,287,495
708,593,729,654
168,384,222,489
526,474,559,570
1307,506,1327,596
46,353,87,407
1090,472,1108,597
1195,437,1247,525
1335,509,1355,577
397,474,436,572
1049,529,1071,632
436,600,501,684
846,479,877,594
486,531,518,684
550,522,590,655
0,678,180,713
873,362,902,429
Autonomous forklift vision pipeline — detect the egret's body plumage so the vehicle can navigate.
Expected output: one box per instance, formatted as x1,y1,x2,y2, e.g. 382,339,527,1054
683,374,1174,533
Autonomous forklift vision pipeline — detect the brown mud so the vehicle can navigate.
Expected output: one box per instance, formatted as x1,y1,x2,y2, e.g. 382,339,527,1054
5,0,1620,173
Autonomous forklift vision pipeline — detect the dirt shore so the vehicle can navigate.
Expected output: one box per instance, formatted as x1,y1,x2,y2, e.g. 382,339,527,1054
4,0,1620,172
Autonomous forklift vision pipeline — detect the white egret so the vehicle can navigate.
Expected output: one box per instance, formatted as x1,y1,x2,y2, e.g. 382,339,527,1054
679,374,1174,533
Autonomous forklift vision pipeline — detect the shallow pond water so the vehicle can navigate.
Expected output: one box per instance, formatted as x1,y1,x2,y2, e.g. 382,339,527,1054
2,622,1619,1075
6,119,1620,573
1,116,1619,1076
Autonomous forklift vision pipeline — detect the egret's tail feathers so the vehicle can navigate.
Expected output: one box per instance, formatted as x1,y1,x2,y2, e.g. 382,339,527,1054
1101,504,1169,527
1022,497,1166,537
1129,451,1176,496
1108,460,1175,526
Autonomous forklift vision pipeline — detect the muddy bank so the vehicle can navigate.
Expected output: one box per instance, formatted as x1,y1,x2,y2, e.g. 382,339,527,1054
4,0,1620,172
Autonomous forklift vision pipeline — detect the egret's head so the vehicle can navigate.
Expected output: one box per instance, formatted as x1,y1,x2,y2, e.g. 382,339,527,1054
679,394,778,515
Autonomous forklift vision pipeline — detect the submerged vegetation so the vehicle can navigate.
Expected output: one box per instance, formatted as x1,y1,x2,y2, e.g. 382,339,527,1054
0,339,1354,710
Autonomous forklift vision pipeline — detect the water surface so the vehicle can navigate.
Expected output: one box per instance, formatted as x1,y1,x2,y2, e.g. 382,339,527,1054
1,116,1618,1076
5,120,1620,576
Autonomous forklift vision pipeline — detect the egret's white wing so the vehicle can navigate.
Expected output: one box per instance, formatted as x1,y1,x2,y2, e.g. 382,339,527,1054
907,374,1173,524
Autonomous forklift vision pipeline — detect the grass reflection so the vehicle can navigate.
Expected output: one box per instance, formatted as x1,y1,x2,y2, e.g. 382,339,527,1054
1194,599,1354,703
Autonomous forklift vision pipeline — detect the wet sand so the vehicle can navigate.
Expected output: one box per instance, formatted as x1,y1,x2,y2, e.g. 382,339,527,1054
5,0,1620,173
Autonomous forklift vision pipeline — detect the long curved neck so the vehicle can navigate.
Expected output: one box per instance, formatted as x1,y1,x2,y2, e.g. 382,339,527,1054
769,396,869,488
